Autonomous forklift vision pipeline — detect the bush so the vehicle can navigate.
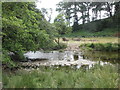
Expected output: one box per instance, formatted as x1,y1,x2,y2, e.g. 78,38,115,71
2,49,16,67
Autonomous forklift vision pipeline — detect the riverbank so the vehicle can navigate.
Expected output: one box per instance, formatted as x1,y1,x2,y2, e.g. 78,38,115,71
2,37,119,69
2,37,119,88
60,37,119,51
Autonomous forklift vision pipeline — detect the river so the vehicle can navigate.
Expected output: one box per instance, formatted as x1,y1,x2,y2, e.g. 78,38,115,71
22,50,119,69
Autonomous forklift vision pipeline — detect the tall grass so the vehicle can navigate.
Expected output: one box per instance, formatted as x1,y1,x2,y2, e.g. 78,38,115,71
2,64,118,88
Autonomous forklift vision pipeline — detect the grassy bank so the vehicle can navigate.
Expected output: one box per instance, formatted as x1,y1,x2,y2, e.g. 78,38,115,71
79,43,120,52
2,64,118,88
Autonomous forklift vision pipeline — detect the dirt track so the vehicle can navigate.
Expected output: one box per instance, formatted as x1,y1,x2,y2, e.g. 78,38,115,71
60,38,81,51
65,42,80,51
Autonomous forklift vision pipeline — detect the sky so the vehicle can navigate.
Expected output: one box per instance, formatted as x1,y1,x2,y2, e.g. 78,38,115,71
35,0,63,23
35,0,115,24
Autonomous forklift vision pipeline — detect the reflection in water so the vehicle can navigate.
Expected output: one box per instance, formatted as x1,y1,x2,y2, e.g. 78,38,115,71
74,54,79,60
22,50,115,69
81,51,119,64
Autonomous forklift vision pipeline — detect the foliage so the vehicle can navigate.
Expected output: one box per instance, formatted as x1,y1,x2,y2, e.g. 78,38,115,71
2,49,15,66
54,14,71,46
54,14,72,36
2,64,118,88
2,2,56,63
56,2,118,32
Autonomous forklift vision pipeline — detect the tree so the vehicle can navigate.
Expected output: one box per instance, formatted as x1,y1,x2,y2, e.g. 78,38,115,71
105,2,114,17
91,2,106,20
54,14,72,45
2,2,55,63
41,8,53,22
78,2,88,24
56,2,73,25
114,1,120,15
56,2,80,31
85,2,91,22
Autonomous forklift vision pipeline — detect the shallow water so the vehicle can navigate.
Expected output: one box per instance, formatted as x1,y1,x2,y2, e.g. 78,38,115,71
81,50,119,64
23,50,117,69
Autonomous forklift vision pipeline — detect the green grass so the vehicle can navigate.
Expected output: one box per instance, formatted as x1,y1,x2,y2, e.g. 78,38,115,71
2,64,119,88
79,43,120,52
63,28,118,38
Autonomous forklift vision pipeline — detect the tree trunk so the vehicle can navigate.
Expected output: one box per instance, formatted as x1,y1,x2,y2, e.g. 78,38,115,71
58,37,60,45
99,11,101,19
54,38,60,46
92,9,95,21
74,3,79,25
106,2,112,17
95,10,98,20
115,2,120,15
73,2,79,31
87,8,90,22
82,11,85,24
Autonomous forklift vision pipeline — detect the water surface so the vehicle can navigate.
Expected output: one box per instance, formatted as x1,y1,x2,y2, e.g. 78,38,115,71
23,50,116,69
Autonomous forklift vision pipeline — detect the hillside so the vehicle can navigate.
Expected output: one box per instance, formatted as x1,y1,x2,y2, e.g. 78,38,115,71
65,14,120,37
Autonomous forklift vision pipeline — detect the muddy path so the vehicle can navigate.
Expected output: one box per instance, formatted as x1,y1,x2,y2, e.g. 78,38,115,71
60,37,98,51
60,38,82,51
65,42,80,51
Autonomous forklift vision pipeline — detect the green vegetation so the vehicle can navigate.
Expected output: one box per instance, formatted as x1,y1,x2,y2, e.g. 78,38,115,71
2,2,67,66
79,43,120,52
56,2,120,31
2,64,118,88
53,14,72,46
79,15,120,32
63,14,120,38
2,2,120,66
57,2,120,37
2,2,52,64
1,1,120,89
64,28,118,37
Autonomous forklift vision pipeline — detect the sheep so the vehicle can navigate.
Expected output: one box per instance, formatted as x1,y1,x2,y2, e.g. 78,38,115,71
72,38,81,41
62,37,69,41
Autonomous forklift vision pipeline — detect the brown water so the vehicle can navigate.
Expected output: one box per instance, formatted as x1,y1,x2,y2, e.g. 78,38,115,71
22,50,118,69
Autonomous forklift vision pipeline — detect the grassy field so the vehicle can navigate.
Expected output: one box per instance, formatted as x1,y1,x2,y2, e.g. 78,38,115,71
60,37,119,49
2,64,119,88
